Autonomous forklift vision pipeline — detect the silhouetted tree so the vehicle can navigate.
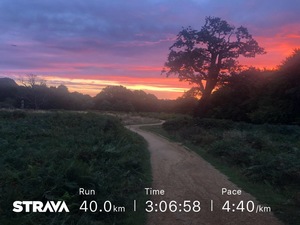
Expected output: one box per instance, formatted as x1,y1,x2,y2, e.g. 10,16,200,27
279,48,300,73
265,49,300,123
208,68,270,121
207,48,300,124
0,77,18,108
19,74,46,88
173,96,198,114
94,86,135,111
19,74,48,109
132,90,158,112
163,16,265,116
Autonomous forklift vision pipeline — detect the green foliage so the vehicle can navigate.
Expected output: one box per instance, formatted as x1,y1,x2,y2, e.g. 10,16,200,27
162,116,194,131
162,117,300,224
0,112,150,225
208,50,300,124
163,116,300,186
163,117,235,133
0,110,27,119
209,139,256,166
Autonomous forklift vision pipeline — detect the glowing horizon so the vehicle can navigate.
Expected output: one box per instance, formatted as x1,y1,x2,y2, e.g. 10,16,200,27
0,0,299,99
5,74,194,99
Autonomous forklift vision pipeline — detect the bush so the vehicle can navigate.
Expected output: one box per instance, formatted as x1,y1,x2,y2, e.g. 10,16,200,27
208,139,256,166
162,116,194,131
162,117,300,187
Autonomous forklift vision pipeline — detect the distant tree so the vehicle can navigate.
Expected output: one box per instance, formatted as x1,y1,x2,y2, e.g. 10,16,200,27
132,90,158,112
0,78,18,103
163,16,265,116
1,76,94,110
94,86,161,112
173,96,198,114
19,74,46,88
94,86,135,111
19,74,47,109
278,48,300,89
57,84,69,93
0,78,18,108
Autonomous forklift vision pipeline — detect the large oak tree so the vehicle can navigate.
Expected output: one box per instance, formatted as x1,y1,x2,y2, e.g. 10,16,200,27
163,16,265,115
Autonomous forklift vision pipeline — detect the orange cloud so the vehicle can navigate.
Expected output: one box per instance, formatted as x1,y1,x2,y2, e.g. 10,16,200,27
241,24,300,69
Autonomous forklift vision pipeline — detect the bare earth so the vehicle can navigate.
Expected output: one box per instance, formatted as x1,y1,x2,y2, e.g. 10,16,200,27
127,122,284,225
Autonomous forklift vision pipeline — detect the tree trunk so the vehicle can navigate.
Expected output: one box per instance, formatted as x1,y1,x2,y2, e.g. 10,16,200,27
194,95,209,117
194,77,217,117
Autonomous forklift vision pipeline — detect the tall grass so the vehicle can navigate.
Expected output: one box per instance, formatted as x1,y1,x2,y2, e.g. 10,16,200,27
162,117,300,225
0,111,151,225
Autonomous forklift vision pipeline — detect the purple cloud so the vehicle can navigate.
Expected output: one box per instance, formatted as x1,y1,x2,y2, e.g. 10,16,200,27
0,0,299,87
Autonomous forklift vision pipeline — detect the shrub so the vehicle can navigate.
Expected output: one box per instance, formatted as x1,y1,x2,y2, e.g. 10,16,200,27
163,117,300,187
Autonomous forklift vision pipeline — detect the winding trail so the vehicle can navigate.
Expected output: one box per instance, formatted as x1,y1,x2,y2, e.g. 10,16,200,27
127,122,284,225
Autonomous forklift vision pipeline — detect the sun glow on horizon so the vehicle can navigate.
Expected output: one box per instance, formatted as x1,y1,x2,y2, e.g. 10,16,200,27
48,76,194,99
4,74,193,99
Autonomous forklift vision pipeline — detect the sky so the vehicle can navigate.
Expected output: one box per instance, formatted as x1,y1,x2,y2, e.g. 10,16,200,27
0,0,299,99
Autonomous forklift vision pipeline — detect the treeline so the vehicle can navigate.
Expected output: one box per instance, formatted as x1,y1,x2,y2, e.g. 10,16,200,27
206,49,300,125
93,86,197,113
0,77,197,114
0,78,93,110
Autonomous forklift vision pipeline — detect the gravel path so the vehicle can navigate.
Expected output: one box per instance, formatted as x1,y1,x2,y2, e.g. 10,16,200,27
127,123,284,225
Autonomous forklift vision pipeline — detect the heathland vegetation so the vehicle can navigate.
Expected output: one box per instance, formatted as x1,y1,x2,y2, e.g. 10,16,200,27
0,111,150,225
157,117,300,225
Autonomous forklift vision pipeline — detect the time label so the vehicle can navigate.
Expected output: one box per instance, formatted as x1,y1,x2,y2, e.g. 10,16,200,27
145,200,201,213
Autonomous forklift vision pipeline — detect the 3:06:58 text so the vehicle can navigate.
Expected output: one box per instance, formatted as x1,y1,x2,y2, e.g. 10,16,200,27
145,200,201,213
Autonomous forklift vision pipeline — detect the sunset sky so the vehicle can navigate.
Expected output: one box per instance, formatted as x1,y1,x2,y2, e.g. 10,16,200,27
0,0,299,99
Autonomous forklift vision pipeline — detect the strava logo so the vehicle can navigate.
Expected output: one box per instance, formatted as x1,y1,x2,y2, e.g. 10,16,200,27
13,201,70,213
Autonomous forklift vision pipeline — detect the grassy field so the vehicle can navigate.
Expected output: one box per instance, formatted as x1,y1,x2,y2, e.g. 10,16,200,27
143,117,300,225
0,111,151,225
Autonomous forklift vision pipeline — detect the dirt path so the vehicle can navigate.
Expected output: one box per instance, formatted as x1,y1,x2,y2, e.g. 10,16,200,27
127,122,284,225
